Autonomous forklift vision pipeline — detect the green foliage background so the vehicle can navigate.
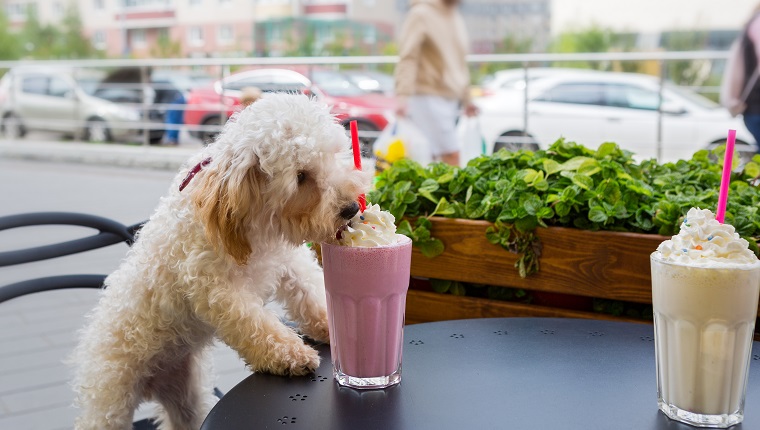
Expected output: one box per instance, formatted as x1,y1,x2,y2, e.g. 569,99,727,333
368,140,760,277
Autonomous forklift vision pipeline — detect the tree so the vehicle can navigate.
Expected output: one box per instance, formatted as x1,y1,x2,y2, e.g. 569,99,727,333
20,8,61,59
0,10,22,60
474,34,534,83
59,4,101,59
151,33,183,58
550,25,615,70
661,31,710,86
549,25,644,72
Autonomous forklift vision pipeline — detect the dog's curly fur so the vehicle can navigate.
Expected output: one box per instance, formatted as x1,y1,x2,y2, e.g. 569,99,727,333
71,94,372,429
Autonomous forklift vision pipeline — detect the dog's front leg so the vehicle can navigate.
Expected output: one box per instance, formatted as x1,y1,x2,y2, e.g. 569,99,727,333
197,286,320,376
275,245,330,343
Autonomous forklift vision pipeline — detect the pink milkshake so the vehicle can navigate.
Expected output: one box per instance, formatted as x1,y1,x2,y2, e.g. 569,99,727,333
321,204,412,389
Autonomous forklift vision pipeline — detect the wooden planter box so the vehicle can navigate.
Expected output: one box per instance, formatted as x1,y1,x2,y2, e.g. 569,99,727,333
406,217,667,325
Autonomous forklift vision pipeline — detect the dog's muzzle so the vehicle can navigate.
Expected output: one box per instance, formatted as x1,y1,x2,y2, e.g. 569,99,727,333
339,202,360,220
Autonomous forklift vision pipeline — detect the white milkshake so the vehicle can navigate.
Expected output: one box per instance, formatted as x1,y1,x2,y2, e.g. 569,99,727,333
652,208,760,428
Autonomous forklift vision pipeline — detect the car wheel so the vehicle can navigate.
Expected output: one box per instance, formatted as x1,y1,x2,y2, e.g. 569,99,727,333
494,131,539,153
201,117,222,145
83,118,112,143
2,113,26,139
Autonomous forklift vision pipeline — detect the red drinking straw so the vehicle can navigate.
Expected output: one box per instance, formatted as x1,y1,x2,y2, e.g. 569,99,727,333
350,120,366,212
716,129,736,224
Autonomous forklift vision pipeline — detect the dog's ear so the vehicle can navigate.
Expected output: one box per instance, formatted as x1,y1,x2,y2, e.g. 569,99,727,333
192,163,262,265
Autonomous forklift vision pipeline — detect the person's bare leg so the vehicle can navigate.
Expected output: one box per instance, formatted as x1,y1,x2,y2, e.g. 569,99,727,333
440,151,460,166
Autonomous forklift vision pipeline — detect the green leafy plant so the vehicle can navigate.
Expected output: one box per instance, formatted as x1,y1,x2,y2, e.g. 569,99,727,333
368,139,760,278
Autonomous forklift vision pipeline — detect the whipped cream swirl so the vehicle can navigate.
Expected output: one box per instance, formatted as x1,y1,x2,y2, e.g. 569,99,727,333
656,207,759,266
338,203,401,247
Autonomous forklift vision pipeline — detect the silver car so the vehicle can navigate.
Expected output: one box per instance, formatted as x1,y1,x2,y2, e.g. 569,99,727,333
0,68,142,142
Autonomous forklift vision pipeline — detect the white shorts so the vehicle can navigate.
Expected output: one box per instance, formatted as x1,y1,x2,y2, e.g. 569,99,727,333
407,95,460,157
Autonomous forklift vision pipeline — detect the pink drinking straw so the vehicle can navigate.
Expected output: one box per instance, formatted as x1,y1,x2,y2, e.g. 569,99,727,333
716,129,736,224
350,120,366,212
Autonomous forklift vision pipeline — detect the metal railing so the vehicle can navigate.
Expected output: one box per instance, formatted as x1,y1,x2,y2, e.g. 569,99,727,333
0,50,735,159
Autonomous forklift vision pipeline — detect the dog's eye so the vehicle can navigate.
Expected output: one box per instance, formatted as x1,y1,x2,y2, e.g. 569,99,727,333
297,171,306,185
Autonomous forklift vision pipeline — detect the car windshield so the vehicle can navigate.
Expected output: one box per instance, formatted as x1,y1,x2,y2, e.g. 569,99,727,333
311,71,365,97
664,83,720,109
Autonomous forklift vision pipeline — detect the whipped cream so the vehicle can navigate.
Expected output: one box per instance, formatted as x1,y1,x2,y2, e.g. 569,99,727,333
656,207,759,267
338,204,402,247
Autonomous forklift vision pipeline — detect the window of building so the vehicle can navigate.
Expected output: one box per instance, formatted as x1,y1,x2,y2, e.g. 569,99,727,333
94,0,104,10
53,1,64,17
363,26,376,44
189,0,201,6
6,3,26,20
219,0,231,5
188,27,204,47
93,30,107,50
218,25,234,45
130,28,147,48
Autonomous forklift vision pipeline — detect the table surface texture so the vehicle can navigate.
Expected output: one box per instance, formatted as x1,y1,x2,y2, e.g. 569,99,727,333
202,318,760,430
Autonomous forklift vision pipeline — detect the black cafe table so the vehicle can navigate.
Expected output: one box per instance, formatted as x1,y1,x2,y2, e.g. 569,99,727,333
201,318,760,429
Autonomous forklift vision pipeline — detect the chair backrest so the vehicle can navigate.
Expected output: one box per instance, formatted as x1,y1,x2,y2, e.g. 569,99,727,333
0,212,145,303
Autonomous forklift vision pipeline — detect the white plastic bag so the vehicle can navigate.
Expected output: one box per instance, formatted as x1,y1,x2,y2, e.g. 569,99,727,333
373,118,432,167
457,116,487,167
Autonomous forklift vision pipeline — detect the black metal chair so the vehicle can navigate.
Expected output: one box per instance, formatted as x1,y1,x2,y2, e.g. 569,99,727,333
0,212,221,428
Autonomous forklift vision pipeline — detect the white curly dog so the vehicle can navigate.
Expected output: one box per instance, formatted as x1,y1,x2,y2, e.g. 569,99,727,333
71,93,371,429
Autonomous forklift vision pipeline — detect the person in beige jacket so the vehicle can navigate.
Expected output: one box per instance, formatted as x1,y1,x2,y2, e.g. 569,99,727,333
394,0,478,166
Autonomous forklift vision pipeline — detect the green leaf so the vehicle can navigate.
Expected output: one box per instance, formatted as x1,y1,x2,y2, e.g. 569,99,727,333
588,206,608,223
571,173,594,190
596,142,618,158
744,161,760,178
577,159,601,176
437,172,455,184
432,197,456,216
450,282,467,296
522,194,543,215
543,159,561,176
485,226,501,244
419,239,444,258
430,279,451,293
396,220,413,237
559,156,594,172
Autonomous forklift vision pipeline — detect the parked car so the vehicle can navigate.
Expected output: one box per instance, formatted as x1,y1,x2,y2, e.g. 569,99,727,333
91,68,205,143
0,67,142,142
343,70,395,96
185,68,395,151
474,68,756,163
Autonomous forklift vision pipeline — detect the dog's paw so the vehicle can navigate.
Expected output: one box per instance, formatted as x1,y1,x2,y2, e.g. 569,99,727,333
300,310,330,344
284,344,320,376
258,341,320,376
286,345,320,376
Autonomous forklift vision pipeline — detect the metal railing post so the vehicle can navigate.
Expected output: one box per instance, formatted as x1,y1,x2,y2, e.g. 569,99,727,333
219,65,230,133
141,66,150,146
522,61,529,141
656,60,666,162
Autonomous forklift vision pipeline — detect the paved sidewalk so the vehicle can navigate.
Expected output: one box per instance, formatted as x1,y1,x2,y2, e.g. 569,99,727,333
0,139,201,172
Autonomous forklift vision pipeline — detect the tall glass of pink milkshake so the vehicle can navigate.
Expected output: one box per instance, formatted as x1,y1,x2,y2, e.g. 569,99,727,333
321,203,412,389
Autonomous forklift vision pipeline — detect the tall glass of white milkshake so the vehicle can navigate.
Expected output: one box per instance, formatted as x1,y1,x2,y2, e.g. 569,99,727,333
652,208,760,428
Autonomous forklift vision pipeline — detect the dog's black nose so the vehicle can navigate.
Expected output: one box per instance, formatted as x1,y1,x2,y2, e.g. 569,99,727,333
339,202,360,220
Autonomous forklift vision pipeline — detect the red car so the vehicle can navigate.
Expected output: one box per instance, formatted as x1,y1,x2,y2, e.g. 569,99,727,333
185,68,395,152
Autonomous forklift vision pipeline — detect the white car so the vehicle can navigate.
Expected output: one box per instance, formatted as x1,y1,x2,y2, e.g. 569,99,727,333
474,68,756,163
0,67,143,142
